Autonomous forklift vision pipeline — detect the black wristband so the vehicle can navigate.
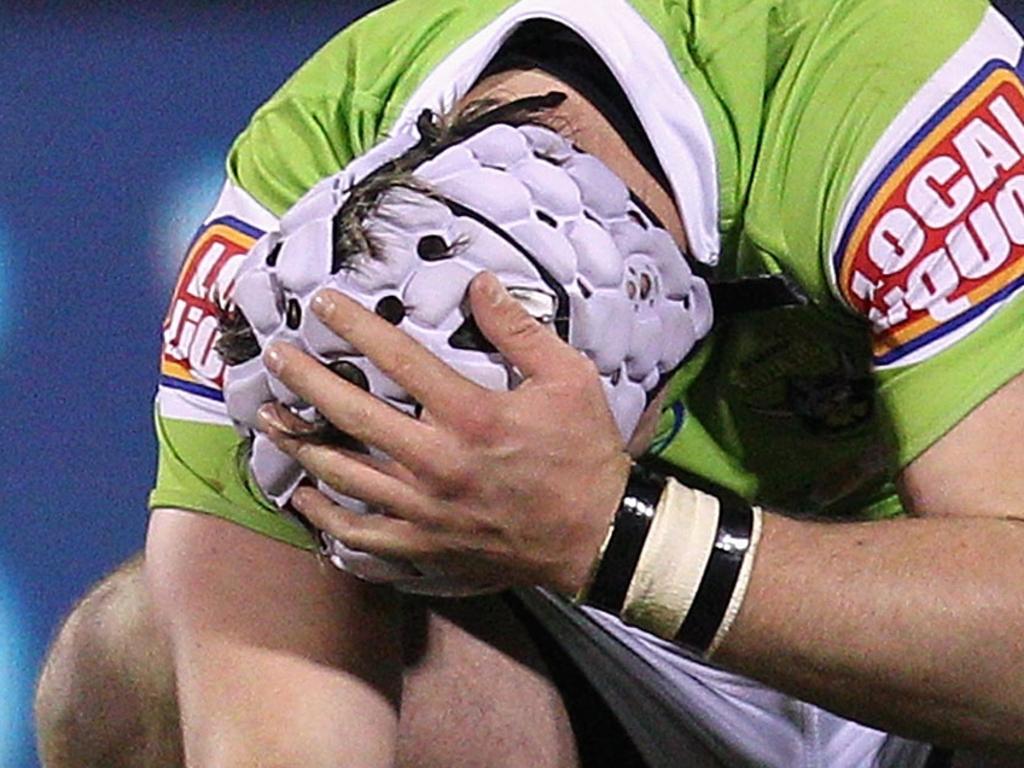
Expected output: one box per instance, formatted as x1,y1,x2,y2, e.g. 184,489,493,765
585,466,665,614
673,494,755,654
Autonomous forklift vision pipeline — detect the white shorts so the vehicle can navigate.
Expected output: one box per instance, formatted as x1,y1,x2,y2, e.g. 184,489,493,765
520,590,936,768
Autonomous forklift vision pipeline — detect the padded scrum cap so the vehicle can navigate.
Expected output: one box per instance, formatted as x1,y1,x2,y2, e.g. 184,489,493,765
223,120,712,595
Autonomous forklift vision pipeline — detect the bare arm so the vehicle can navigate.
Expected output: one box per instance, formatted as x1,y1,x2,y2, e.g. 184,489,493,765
714,515,1024,747
145,508,403,768
710,373,1024,750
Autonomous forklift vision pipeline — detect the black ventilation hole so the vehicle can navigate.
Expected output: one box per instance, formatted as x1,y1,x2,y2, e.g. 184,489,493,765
286,299,302,329
577,279,593,299
583,210,599,224
639,274,653,300
330,214,346,274
374,296,406,325
682,294,691,310
534,150,567,166
417,235,451,261
536,210,557,228
610,369,621,386
628,210,649,229
266,243,282,267
328,360,370,391
448,314,498,354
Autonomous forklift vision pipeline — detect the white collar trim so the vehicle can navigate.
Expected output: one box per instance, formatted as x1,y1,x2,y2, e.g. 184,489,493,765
374,0,720,265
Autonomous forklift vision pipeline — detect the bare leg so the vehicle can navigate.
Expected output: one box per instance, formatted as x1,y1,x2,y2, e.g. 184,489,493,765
398,595,580,768
147,509,404,768
57,536,592,768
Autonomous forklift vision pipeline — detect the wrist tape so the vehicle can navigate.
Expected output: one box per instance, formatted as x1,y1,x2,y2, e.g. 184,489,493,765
579,468,762,657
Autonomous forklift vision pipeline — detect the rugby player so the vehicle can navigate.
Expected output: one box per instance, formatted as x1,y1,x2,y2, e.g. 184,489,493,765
146,1,1024,766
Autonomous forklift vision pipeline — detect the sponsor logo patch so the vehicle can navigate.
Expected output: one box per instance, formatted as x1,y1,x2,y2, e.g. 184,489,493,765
160,216,264,400
835,56,1024,367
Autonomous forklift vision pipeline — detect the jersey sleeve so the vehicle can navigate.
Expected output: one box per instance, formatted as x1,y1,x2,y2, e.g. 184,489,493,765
740,1,1024,470
148,180,315,549
147,5,399,545
826,6,1024,465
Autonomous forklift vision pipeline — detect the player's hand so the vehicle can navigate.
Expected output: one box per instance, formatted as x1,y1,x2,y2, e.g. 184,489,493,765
259,272,631,595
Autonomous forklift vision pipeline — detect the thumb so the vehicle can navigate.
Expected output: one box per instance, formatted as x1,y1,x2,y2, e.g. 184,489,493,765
468,272,573,379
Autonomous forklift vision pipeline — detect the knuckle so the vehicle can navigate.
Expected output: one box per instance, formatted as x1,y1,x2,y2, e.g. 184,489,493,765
423,451,477,499
442,459,476,497
448,393,500,445
460,404,498,443
574,351,600,379
501,309,542,341
573,354,602,382
559,354,599,395
416,442,472,494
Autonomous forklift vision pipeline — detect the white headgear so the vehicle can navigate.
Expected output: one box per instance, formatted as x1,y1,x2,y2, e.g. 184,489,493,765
223,118,712,594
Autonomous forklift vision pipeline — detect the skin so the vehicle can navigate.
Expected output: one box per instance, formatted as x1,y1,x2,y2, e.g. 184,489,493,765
53,50,1023,768
267,275,1024,757
256,78,1024,756
35,556,183,768
147,506,583,768
41,556,1013,768
146,66,676,768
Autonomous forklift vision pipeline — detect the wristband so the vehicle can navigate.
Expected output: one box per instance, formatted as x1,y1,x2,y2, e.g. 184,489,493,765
672,492,758,655
581,466,662,613
577,466,763,658
621,478,719,639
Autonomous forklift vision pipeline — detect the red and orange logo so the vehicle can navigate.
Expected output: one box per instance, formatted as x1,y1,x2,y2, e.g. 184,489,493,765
835,60,1024,366
160,217,263,399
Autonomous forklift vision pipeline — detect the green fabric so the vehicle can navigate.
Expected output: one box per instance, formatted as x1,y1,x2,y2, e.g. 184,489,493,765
227,0,521,216
153,0,1024,540
651,0,1016,518
150,413,315,549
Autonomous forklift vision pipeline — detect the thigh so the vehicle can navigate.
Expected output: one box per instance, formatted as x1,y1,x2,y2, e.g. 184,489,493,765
397,594,581,768
147,509,403,768
397,594,657,768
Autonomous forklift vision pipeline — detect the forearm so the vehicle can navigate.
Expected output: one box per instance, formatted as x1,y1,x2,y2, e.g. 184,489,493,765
714,513,1024,750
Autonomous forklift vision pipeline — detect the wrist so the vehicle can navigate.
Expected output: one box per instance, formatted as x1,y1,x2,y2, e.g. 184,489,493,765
575,465,763,658
565,452,632,598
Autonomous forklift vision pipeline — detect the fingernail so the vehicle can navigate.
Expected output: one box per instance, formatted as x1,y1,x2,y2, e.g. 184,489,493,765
257,403,287,432
264,343,284,373
312,291,336,319
476,272,505,305
291,486,311,508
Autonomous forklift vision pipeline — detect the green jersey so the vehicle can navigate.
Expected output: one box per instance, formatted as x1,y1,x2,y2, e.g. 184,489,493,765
151,0,1024,546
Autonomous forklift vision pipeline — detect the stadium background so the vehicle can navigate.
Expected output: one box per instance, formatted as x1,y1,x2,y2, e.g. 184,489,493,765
3,2,1024,766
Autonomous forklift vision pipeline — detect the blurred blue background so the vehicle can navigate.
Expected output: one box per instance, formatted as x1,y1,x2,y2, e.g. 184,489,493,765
4,1,1024,767
0,3,380,766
